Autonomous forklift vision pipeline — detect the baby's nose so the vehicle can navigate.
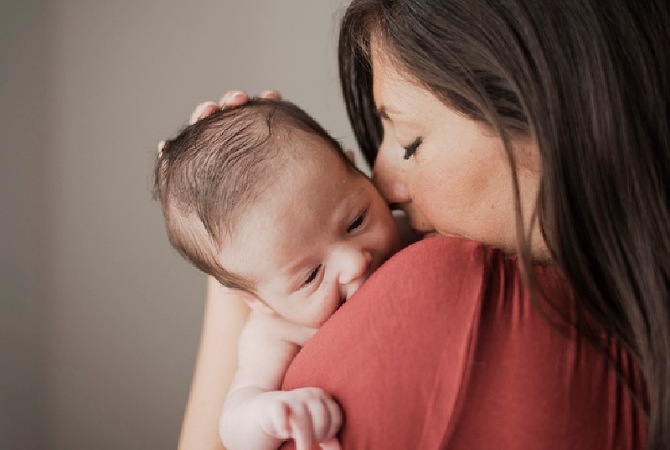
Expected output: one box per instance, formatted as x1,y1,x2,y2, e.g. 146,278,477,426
339,249,373,286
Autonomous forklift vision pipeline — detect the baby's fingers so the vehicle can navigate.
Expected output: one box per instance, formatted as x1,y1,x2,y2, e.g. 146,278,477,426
320,438,342,450
265,399,291,440
303,389,342,443
290,407,317,450
289,389,342,450
322,396,342,443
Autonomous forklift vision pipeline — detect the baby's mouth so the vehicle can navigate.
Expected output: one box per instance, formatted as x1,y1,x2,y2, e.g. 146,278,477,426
337,294,350,309
341,271,370,304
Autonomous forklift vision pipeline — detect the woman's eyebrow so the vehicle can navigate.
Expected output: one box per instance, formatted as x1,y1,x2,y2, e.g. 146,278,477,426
376,105,390,120
376,105,404,121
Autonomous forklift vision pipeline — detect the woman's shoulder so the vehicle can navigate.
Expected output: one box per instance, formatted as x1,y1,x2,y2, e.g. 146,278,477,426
363,235,534,320
281,235,646,449
369,234,499,300
375,235,571,323
384,234,493,271
281,236,502,448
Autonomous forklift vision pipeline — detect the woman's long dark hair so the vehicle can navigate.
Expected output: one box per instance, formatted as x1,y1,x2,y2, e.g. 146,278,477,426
339,0,669,447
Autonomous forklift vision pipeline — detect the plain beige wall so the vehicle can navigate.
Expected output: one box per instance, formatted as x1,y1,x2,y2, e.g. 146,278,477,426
1,1,353,449
1,1,49,449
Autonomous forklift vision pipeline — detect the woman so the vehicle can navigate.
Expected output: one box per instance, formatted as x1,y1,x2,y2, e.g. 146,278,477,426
178,0,668,448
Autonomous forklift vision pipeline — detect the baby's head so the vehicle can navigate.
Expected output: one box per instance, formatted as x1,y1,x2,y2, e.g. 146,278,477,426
154,99,400,327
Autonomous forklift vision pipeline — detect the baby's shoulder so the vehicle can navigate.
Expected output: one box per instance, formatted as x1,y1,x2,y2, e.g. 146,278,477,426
244,311,314,348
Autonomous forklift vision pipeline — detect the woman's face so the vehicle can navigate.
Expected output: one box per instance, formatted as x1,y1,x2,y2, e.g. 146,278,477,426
371,43,546,257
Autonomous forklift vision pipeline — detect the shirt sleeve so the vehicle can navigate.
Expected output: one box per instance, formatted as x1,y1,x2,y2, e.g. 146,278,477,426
280,236,487,448
280,236,646,450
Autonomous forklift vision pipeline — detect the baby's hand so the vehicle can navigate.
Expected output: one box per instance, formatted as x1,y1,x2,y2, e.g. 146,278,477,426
189,90,281,124
261,387,342,450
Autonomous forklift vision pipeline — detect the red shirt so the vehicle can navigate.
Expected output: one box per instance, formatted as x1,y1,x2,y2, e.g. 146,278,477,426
281,236,646,449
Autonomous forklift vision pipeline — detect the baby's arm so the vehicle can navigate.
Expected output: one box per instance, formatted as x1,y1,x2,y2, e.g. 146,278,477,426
220,312,341,450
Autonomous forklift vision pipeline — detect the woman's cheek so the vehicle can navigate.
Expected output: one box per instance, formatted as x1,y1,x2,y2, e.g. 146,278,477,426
411,168,464,235
411,172,442,216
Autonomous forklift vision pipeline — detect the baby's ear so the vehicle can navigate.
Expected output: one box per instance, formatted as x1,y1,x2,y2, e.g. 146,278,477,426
345,149,356,164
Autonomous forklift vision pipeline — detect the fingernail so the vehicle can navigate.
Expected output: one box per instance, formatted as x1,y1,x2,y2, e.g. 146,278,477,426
220,91,244,105
194,103,206,115
261,90,281,100
219,93,232,105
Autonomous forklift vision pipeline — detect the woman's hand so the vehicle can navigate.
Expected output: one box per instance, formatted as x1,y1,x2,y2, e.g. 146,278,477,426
189,90,282,124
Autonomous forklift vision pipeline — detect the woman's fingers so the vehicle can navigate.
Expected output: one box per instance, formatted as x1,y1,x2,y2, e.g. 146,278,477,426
259,90,282,100
218,90,250,107
188,101,219,125
218,90,281,104
189,90,281,126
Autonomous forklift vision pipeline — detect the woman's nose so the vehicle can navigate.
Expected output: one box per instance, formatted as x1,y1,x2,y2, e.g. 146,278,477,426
372,140,411,205
338,247,373,285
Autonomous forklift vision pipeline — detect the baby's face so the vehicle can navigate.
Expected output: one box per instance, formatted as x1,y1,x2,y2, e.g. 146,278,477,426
218,136,401,328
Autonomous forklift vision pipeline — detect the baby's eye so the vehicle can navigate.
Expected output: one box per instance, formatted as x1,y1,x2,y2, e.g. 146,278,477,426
402,137,423,160
303,265,322,286
347,211,367,233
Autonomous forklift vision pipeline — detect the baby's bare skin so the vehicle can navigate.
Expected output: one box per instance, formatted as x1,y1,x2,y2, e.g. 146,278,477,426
220,302,341,450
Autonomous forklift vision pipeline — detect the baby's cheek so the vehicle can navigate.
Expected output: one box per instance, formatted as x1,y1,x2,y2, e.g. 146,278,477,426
306,286,341,328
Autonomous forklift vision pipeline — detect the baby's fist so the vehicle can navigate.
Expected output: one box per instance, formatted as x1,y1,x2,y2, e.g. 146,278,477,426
265,387,342,450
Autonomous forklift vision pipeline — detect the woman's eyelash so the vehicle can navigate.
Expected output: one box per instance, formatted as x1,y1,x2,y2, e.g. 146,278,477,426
403,137,423,160
303,265,322,286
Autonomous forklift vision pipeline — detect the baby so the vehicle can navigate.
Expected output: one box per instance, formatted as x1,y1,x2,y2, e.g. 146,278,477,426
153,99,401,450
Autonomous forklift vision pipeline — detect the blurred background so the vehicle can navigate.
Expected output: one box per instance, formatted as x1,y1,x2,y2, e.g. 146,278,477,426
0,1,355,448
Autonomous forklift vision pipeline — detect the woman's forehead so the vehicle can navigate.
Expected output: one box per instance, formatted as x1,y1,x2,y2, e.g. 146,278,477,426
372,64,439,128
370,38,423,110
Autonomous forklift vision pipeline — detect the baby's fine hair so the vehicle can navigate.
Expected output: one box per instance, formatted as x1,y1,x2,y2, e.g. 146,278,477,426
153,99,352,291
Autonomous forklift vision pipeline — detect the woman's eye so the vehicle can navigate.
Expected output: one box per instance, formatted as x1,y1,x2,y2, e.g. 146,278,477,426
303,265,322,286
402,137,423,160
347,211,366,233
